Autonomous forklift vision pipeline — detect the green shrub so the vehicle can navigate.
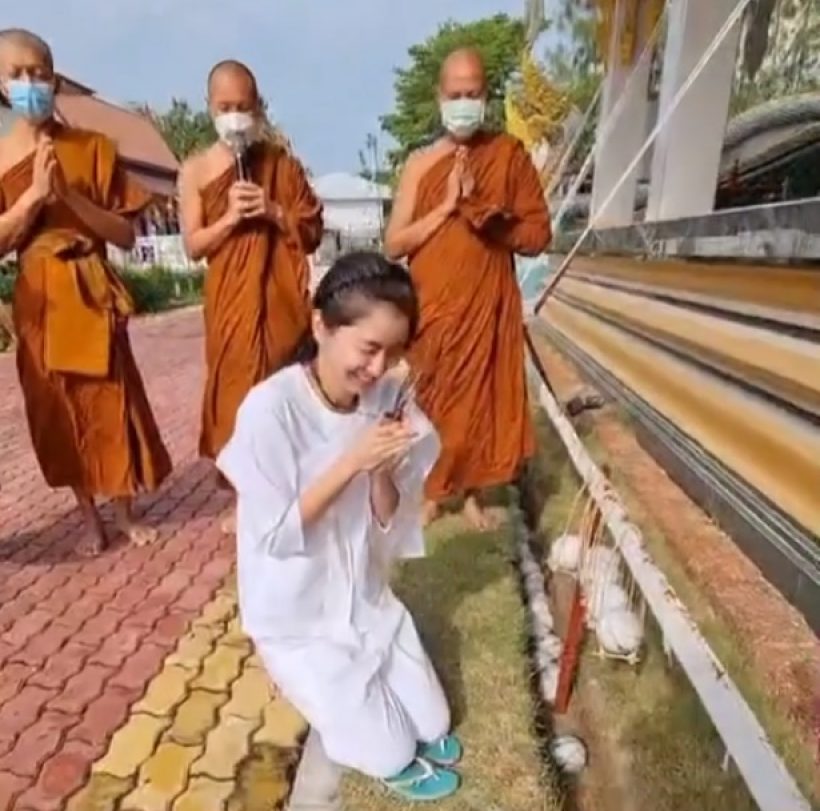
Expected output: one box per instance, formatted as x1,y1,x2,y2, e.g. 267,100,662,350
0,275,14,304
0,261,202,313
120,266,204,314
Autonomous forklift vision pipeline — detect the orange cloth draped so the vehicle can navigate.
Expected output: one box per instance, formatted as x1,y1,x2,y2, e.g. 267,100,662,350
407,133,551,501
0,125,172,496
198,144,323,459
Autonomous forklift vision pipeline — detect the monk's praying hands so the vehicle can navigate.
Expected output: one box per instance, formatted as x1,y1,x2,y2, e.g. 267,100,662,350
30,136,56,203
456,147,475,198
444,157,464,212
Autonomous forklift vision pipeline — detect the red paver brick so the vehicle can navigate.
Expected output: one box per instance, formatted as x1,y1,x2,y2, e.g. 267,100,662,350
10,623,74,668
27,642,92,691
51,595,104,634
0,593,38,634
12,739,96,811
0,685,58,752
198,556,233,587
73,608,124,647
0,773,30,811
175,582,218,612
0,710,76,777
0,640,17,669
48,665,113,717
0,568,40,603
41,579,88,620
68,685,141,746
23,568,71,602
86,626,143,669
152,613,191,647
107,642,166,693
117,601,168,633
0,664,36,708
2,610,53,650
107,582,153,614
150,570,194,601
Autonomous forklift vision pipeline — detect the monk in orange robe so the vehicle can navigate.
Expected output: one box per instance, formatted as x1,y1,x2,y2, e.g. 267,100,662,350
179,60,323,532
0,29,172,553
385,48,551,529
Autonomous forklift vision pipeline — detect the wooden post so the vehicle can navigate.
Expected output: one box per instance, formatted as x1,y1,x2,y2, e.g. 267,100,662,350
553,498,603,714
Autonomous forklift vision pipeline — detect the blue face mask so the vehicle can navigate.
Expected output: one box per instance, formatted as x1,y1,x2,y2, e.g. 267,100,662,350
440,97,486,139
5,79,55,121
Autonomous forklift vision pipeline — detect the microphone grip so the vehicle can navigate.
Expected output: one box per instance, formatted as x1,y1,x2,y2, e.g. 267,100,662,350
235,151,249,182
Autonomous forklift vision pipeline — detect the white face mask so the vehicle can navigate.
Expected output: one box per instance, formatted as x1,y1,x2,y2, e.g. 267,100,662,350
214,111,257,149
440,97,486,139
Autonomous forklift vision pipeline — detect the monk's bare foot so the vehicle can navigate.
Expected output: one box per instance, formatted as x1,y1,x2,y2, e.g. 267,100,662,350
118,520,159,547
422,500,440,527
463,494,496,531
73,490,107,557
114,497,158,547
76,516,108,557
221,510,237,535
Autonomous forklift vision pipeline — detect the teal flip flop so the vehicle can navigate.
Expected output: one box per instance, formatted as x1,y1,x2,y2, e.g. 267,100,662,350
383,758,461,802
419,733,463,767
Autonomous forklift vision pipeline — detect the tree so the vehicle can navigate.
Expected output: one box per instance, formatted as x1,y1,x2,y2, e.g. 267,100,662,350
134,99,216,160
357,132,393,185
381,14,527,165
542,2,602,112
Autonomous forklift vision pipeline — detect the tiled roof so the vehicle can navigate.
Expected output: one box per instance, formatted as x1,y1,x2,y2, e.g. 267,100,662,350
55,94,178,174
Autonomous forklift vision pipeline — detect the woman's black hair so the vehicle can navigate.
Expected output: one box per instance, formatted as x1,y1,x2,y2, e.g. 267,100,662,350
291,251,419,364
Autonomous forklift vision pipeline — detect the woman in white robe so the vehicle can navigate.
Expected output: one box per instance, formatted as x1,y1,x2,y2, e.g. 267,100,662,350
217,252,463,807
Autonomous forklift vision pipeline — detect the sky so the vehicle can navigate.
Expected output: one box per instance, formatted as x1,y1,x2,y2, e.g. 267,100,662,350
6,0,529,175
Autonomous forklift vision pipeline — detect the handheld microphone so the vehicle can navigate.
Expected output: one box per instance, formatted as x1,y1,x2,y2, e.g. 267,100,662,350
226,131,251,181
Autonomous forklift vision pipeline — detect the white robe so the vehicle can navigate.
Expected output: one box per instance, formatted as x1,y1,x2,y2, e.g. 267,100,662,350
217,364,450,778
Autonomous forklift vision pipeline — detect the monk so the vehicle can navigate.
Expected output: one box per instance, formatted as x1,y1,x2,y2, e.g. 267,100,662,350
385,47,551,530
179,60,323,533
0,29,172,554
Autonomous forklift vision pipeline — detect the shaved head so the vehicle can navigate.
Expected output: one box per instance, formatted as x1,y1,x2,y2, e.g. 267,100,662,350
207,59,258,101
0,28,54,75
439,47,486,91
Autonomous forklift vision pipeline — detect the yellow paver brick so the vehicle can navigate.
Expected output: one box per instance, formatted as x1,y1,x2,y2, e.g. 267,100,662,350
221,616,252,652
134,665,194,717
94,713,171,779
253,696,306,748
228,743,299,811
165,626,222,673
172,776,234,811
191,593,236,630
66,773,135,811
220,667,271,721
191,716,260,780
191,644,246,693
120,741,201,811
166,690,230,747
244,652,266,671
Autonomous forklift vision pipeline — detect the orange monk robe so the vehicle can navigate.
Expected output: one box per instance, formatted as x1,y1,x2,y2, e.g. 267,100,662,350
407,132,551,501
198,144,323,460
0,125,172,496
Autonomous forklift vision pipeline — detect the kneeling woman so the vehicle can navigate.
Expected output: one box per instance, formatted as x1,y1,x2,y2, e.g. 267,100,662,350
217,252,462,806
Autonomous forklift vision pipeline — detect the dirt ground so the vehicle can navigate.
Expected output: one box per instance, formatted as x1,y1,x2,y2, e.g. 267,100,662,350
530,335,820,804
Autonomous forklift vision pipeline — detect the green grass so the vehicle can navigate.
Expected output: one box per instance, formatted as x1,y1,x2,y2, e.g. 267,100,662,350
526,407,800,811
342,516,564,811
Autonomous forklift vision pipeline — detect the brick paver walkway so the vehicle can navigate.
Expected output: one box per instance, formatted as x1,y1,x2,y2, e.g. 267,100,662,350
0,310,303,811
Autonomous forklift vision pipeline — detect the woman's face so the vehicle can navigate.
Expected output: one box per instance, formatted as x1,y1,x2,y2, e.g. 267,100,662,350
315,301,411,397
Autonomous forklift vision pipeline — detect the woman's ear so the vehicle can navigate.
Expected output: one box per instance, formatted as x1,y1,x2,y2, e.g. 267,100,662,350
311,310,326,345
